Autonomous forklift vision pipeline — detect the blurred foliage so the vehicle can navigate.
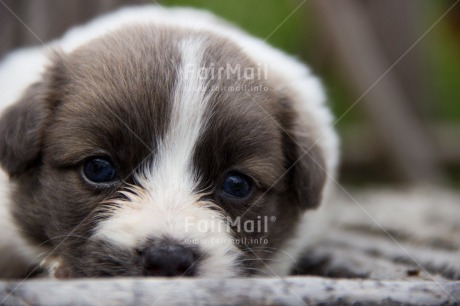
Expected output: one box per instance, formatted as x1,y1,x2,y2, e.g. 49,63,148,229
430,2,460,122
162,0,309,55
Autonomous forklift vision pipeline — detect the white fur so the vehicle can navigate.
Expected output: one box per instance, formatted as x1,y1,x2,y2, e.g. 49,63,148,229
0,47,49,110
147,37,211,200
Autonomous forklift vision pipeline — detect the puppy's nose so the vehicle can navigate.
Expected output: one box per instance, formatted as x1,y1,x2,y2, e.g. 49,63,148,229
142,245,195,277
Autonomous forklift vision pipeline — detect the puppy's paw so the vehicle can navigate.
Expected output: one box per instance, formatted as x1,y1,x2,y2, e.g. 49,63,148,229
40,256,71,279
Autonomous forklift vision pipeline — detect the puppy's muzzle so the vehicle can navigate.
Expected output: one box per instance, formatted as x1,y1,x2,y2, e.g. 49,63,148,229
140,244,196,277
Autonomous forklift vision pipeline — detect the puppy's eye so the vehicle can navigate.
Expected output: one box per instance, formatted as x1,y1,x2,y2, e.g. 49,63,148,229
221,172,253,198
83,157,117,183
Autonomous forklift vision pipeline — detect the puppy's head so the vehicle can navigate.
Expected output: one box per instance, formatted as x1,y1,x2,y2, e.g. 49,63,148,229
0,26,326,277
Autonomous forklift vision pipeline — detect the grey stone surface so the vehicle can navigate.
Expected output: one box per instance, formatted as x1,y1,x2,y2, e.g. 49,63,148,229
1,277,459,306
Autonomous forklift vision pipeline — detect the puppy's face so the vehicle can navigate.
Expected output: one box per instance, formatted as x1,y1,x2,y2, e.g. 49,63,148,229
0,26,325,277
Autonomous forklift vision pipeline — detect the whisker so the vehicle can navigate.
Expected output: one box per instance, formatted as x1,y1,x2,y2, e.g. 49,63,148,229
34,233,99,249
243,267,277,277
239,258,294,264
239,247,298,263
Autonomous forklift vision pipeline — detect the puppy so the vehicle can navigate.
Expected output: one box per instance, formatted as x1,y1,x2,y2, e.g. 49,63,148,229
0,6,338,278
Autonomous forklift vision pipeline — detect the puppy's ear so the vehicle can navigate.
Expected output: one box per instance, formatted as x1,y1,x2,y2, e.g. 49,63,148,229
0,83,49,176
282,102,327,210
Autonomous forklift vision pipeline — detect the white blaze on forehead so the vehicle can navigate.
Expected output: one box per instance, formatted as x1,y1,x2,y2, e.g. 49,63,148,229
139,37,210,196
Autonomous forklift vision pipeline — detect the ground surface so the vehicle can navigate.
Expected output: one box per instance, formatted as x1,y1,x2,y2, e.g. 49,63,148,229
1,187,459,305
